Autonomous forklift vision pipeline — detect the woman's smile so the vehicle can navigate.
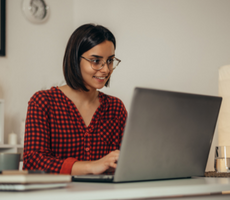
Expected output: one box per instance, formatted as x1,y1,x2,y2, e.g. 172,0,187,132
93,76,107,80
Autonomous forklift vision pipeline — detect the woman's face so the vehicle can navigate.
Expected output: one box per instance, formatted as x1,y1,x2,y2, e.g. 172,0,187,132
80,40,115,91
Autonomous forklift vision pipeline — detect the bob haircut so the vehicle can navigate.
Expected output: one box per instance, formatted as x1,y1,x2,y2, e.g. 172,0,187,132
63,23,116,91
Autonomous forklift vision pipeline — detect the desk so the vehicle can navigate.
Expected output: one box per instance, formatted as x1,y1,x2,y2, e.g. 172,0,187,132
1,177,230,200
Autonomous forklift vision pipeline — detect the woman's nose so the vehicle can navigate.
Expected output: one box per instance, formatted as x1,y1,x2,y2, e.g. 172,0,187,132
100,62,110,73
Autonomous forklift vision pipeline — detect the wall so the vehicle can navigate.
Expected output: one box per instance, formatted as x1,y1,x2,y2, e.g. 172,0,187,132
0,0,73,143
73,0,230,171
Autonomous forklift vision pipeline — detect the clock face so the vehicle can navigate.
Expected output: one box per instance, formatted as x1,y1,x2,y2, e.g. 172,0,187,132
22,0,50,24
30,0,47,20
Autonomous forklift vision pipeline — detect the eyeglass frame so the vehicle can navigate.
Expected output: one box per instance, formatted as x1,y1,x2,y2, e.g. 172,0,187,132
81,56,121,71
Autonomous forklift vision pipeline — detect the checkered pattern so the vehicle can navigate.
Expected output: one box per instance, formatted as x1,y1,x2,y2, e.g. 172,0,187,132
23,87,127,174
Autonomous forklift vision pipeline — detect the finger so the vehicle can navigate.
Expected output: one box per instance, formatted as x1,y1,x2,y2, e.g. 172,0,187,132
111,155,118,162
110,150,120,157
110,149,119,154
114,149,120,154
109,162,117,169
109,156,118,167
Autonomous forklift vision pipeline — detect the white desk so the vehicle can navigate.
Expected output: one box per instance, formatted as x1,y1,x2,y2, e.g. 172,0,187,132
1,177,230,200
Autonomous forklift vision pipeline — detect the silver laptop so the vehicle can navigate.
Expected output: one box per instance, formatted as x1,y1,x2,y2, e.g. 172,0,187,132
72,87,222,183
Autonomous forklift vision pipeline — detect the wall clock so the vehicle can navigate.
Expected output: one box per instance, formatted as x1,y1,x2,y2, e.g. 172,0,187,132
22,0,50,24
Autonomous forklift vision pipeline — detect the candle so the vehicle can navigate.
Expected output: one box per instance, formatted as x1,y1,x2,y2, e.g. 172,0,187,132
8,132,17,145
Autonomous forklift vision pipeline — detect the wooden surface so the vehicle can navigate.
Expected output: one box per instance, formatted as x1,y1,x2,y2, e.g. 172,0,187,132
205,171,230,177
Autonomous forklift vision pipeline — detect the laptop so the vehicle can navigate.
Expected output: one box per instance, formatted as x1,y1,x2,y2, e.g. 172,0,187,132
72,87,222,183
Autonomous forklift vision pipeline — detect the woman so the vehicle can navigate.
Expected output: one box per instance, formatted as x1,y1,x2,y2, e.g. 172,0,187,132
23,24,127,175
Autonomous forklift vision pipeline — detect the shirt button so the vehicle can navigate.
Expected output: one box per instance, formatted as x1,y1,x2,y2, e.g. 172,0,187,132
85,147,90,151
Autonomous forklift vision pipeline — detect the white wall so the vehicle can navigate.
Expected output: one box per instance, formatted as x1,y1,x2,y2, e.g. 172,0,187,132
73,0,230,171
0,0,73,142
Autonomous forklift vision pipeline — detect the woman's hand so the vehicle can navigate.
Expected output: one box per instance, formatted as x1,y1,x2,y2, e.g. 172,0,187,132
89,150,120,175
71,150,120,175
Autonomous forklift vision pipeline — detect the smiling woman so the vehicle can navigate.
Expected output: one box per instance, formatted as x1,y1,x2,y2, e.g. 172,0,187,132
23,24,127,175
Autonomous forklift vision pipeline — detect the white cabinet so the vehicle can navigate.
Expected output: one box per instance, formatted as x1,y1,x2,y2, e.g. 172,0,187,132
0,144,23,153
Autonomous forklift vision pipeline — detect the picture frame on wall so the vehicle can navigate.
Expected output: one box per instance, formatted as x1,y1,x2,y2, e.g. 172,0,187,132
0,0,5,56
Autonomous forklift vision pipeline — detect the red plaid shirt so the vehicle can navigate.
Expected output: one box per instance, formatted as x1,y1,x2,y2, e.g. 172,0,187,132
23,87,127,174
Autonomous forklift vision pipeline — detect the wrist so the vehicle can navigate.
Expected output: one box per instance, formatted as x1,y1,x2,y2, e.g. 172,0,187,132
85,161,93,174
71,161,94,175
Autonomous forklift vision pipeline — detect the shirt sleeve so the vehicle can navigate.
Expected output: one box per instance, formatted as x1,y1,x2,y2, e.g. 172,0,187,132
22,93,77,174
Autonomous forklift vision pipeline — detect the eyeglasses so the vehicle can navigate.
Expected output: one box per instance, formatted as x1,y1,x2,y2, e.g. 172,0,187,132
81,56,121,71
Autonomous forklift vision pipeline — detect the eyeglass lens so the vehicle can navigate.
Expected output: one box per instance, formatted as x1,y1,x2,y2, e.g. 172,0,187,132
91,58,119,70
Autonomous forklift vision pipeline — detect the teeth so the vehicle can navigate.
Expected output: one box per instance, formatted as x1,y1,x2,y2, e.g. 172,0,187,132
95,77,105,80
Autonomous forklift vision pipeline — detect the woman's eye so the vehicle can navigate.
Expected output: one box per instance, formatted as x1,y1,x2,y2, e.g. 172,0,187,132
107,58,114,64
92,59,101,64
